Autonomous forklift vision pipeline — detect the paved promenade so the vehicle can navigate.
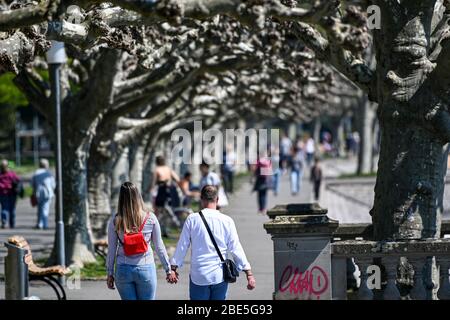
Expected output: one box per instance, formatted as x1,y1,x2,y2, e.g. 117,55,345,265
2,158,447,299
0,169,311,300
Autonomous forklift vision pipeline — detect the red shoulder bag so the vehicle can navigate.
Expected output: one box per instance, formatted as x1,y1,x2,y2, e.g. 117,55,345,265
118,212,150,256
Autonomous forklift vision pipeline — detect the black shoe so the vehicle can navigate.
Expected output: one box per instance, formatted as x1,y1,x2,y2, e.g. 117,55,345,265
1,224,5,229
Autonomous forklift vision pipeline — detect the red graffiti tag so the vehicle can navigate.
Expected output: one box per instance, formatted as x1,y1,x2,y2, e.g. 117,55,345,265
278,265,329,300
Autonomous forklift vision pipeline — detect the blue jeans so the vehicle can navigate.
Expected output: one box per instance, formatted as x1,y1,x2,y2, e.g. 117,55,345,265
115,264,157,300
272,170,280,195
290,169,303,194
190,278,228,300
37,198,51,229
0,194,17,228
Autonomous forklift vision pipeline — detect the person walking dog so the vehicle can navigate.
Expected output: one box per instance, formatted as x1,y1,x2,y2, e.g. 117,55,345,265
170,185,256,300
106,182,177,300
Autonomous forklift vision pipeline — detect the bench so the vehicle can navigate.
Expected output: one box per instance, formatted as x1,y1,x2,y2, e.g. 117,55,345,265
8,236,71,300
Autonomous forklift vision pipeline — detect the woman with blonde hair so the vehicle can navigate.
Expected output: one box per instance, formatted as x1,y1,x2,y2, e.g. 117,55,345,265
106,182,178,300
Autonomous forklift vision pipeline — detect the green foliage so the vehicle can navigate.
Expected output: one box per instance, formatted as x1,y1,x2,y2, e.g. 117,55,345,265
8,158,55,176
78,255,107,279
0,73,29,152
0,73,28,106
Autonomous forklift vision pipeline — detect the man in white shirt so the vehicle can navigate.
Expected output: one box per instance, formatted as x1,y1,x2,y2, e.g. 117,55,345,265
170,185,256,300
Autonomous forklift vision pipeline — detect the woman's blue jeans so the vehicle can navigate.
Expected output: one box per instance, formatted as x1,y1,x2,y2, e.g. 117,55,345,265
189,278,229,300
115,264,157,300
290,169,303,194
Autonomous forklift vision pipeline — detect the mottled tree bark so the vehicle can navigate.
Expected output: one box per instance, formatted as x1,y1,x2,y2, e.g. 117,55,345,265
57,48,121,265
371,0,449,241
87,122,118,240
62,139,97,265
142,136,159,203
357,96,377,175
129,137,149,194
111,145,130,215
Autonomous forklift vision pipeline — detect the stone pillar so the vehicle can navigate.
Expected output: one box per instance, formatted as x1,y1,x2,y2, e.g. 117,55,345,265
263,203,338,300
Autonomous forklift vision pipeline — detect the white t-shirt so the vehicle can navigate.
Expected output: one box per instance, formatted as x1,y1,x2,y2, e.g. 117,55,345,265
280,137,292,155
199,171,221,189
306,138,315,154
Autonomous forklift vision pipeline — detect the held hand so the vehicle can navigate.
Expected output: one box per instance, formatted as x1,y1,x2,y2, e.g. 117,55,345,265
107,275,115,290
166,271,178,284
246,275,256,290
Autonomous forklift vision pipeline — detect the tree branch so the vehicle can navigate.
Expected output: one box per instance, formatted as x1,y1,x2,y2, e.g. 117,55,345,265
13,69,52,121
291,21,377,101
0,0,57,31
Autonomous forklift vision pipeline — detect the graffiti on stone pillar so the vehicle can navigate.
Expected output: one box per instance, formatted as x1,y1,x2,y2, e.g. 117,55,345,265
278,264,329,300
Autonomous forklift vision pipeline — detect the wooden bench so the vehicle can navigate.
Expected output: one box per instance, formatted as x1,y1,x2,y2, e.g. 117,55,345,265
8,236,71,300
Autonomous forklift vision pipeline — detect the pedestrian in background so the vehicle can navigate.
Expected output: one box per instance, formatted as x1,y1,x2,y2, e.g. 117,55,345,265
221,145,236,194
280,132,292,173
0,159,21,229
289,146,305,196
253,153,272,215
305,136,315,166
310,157,323,201
31,158,56,229
150,155,181,238
270,147,281,196
199,162,228,208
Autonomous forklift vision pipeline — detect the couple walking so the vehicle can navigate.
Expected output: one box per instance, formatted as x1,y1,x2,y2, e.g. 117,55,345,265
106,182,255,300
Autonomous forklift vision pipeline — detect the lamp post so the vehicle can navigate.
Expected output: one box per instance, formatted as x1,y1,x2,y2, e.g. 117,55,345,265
46,41,67,274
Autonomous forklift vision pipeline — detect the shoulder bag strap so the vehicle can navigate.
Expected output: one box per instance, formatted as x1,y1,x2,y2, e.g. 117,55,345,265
199,210,225,262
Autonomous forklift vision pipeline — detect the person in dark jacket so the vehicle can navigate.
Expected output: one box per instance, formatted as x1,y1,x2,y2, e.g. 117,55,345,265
253,155,272,215
310,157,323,201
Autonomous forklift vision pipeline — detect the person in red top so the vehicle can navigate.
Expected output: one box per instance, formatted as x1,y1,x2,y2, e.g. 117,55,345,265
252,153,273,215
0,159,20,228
